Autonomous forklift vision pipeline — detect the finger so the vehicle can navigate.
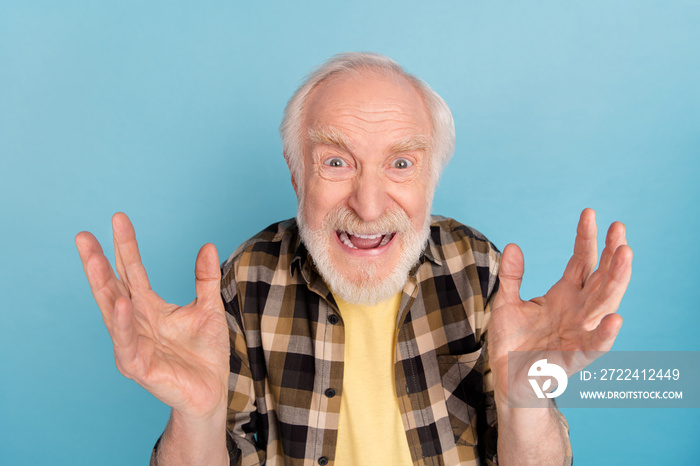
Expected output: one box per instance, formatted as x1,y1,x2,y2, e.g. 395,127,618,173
584,244,633,325
76,231,128,330
586,313,623,353
497,243,524,304
597,221,627,276
76,231,113,294
76,230,105,266
194,243,222,307
585,221,627,292
112,213,152,294
112,296,143,378
562,208,598,287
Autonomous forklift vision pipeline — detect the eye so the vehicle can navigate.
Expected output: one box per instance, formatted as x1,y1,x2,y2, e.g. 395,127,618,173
324,157,347,168
392,158,413,169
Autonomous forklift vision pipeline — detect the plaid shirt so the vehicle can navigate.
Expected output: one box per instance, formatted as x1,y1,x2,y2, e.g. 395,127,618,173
218,215,504,466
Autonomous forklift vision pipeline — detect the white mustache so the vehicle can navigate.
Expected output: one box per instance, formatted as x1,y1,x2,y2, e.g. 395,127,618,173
323,206,413,236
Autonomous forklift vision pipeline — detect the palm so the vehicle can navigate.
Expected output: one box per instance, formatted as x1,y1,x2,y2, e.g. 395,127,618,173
120,291,229,415
487,209,633,403
76,213,229,419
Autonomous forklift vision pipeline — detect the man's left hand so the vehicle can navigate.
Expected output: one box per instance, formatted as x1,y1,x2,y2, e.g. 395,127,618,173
487,208,633,406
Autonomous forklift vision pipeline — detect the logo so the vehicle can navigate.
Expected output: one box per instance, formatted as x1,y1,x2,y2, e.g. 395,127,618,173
528,359,568,398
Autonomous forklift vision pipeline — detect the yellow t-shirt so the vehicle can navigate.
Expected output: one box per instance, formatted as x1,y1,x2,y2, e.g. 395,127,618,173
333,293,413,465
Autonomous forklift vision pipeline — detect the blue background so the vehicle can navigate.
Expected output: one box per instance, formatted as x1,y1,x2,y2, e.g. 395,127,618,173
1,1,698,464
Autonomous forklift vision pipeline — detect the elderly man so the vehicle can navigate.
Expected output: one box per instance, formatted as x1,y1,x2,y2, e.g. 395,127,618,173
76,52,632,465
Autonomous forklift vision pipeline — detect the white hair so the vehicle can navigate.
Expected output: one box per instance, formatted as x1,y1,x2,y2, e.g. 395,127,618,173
279,52,456,192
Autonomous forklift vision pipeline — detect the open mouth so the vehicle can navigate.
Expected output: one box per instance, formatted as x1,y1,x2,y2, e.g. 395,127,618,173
337,230,395,250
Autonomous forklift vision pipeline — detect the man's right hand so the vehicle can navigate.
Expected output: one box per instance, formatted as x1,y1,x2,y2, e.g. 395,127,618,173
75,213,230,423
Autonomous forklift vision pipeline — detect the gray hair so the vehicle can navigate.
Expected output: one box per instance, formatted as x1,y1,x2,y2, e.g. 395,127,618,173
279,52,456,192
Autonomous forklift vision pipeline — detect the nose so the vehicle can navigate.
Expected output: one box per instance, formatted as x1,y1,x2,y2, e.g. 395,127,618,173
347,168,390,222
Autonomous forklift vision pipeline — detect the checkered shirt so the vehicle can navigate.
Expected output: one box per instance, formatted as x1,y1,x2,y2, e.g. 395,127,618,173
211,215,514,466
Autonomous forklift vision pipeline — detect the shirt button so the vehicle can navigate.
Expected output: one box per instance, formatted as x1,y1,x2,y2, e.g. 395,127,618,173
318,456,329,465
324,388,336,398
327,314,339,325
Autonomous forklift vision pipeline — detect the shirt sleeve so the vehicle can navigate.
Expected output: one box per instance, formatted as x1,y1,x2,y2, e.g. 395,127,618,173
478,275,500,465
223,291,267,465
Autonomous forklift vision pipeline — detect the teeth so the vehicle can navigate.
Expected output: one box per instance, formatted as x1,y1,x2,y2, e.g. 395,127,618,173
338,230,394,249
338,231,357,249
354,233,383,239
379,233,393,246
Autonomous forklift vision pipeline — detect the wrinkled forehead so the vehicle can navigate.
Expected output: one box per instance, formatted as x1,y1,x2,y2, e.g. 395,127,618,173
302,68,432,135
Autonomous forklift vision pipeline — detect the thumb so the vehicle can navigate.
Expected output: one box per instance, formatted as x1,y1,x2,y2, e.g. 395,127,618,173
194,243,222,305
498,243,524,304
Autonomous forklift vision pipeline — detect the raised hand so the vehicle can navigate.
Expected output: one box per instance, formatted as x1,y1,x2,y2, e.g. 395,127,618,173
75,213,230,421
487,208,633,405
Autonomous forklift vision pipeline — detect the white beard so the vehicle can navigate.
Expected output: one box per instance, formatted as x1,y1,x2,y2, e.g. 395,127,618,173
297,204,432,305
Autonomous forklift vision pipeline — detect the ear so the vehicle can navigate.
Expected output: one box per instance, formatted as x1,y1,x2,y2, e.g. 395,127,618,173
291,173,298,196
283,151,299,196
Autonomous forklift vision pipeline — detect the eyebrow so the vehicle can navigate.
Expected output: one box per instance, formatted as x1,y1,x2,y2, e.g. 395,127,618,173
308,127,352,152
388,136,431,154
308,127,431,155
